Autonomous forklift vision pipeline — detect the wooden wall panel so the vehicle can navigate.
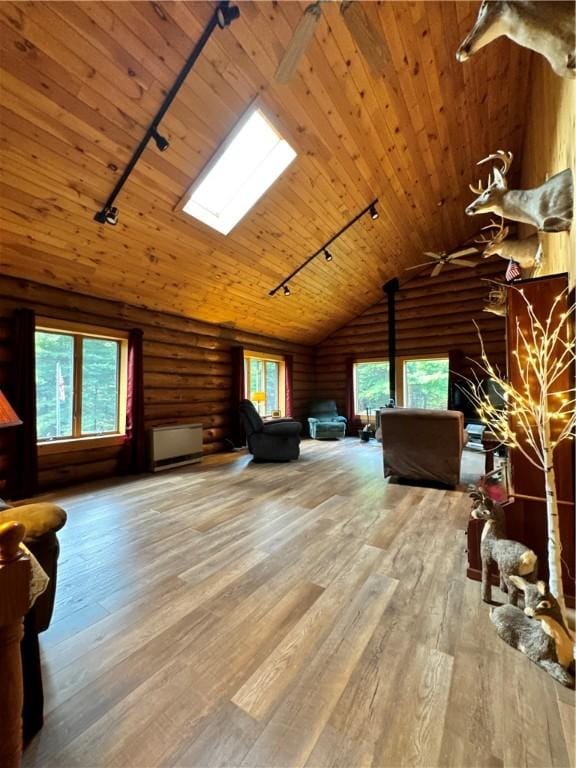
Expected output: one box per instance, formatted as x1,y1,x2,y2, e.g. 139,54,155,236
520,56,576,285
315,259,506,413
0,276,315,492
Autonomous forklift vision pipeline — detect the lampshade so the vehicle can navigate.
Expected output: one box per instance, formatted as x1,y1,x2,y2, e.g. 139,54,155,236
252,391,266,403
0,390,22,428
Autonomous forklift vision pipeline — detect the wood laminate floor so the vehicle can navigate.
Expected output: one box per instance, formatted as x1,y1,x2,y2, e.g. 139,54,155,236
23,440,574,768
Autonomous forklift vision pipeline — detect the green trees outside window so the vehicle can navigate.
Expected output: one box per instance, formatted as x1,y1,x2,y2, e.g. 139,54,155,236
404,358,449,410
35,329,121,441
354,361,390,414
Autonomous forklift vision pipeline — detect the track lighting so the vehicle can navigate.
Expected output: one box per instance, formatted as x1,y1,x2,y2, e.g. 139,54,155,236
94,206,118,226
93,1,239,227
269,199,378,296
217,2,240,28
151,128,169,152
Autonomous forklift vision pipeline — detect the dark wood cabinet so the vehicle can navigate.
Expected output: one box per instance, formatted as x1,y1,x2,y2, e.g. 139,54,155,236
467,274,575,606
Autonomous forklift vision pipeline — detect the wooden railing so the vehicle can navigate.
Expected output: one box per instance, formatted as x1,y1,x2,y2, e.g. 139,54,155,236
0,521,31,768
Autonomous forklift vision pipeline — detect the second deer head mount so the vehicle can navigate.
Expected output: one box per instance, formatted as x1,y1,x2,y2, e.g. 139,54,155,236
456,1,575,80
475,217,542,270
465,150,573,233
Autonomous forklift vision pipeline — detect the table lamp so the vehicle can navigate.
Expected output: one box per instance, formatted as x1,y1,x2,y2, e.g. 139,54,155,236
251,391,266,416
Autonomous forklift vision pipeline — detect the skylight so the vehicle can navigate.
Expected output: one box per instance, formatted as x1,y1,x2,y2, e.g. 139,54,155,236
181,108,297,235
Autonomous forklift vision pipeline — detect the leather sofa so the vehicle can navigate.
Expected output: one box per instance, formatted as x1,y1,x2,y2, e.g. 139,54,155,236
239,399,301,461
0,502,67,744
380,408,468,487
307,400,347,439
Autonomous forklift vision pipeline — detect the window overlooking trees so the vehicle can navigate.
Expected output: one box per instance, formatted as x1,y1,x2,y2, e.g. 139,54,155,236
402,357,449,410
244,352,285,416
35,325,127,442
354,361,390,416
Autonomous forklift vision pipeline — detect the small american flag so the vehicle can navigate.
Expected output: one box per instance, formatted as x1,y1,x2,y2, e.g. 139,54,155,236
505,259,521,282
56,361,66,401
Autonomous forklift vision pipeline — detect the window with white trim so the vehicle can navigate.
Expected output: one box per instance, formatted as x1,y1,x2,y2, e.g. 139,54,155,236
181,107,297,235
244,352,286,417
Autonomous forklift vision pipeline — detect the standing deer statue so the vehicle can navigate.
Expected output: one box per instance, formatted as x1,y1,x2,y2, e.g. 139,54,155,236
475,217,542,269
456,1,575,79
466,150,573,232
469,487,538,604
491,577,575,687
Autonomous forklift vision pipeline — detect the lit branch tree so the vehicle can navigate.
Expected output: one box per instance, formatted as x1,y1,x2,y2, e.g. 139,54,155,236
465,286,575,617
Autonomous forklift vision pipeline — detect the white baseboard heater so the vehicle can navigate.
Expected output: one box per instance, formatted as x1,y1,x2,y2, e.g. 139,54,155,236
148,424,203,472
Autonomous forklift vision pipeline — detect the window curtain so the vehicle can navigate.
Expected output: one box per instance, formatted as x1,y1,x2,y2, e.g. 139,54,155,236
230,345,245,447
7,308,38,500
121,329,146,474
345,356,355,436
448,348,466,411
284,354,294,417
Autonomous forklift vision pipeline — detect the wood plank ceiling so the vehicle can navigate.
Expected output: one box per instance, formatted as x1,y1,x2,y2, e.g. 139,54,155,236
0,1,532,344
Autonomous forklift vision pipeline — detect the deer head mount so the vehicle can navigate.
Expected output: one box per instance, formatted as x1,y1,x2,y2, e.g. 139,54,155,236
475,217,542,270
457,1,575,80
483,284,507,317
466,150,573,232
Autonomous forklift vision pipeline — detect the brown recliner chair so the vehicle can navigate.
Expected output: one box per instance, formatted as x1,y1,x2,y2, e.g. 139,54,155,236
0,502,67,744
380,408,468,487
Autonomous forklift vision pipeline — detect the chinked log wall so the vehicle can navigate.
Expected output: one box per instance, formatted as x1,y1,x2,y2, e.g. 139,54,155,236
315,259,507,411
0,276,315,492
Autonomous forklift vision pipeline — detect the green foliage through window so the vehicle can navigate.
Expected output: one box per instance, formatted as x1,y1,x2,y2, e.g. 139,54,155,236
354,361,390,416
35,330,121,441
404,358,449,410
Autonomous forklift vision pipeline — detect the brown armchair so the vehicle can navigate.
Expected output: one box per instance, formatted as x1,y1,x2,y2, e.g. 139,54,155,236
380,408,468,487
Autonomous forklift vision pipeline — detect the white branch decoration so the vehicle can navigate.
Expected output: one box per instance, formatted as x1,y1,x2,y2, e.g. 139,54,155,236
461,287,575,617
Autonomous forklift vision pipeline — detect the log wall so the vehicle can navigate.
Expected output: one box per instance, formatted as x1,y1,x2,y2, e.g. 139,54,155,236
315,259,507,413
0,276,314,492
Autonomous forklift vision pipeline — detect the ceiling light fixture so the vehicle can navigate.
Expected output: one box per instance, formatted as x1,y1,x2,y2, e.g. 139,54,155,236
151,127,170,152
94,206,118,226
269,198,378,296
93,1,239,226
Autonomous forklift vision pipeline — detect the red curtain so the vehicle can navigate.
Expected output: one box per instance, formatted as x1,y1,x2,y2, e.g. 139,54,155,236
345,356,355,436
230,346,245,447
122,329,146,474
284,354,294,417
7,308,38,499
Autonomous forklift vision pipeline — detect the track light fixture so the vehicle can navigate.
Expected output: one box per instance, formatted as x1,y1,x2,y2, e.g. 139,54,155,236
94,206,118,226
94,1,239,226
269,198,378,296
151,127,169,152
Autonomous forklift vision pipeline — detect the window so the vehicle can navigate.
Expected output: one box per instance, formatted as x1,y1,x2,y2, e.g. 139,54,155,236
402,357,449,410
35,322,127,443
244,352,285,417
181,107,297,235
354,361,390,417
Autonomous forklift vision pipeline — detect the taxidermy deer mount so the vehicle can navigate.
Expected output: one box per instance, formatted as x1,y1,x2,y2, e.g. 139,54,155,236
475,217,542,270
456,1,576,80
466,150,573,233
483,284,507,317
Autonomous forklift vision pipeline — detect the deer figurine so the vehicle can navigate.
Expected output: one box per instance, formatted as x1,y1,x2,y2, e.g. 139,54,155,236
469,488,538,604
475,217,542,270
491,577,575,688
483,284,507,316
456,1,575,80
466,150,573,232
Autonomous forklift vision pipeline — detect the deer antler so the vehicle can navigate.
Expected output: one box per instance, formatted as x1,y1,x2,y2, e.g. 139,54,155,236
477,149,513,176
475,217,509,246
469,178,487,195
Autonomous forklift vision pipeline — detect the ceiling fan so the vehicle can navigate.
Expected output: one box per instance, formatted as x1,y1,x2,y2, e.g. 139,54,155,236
405,247,479,278
275,1,389,84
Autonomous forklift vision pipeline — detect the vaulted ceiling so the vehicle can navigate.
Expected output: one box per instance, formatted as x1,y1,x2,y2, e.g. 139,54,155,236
0,1,532,344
